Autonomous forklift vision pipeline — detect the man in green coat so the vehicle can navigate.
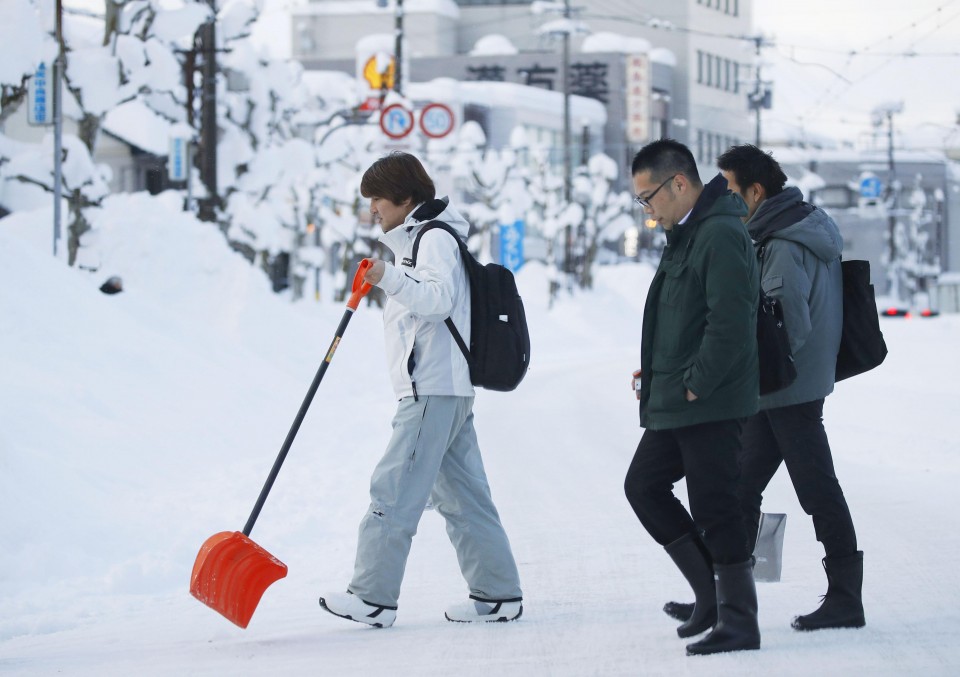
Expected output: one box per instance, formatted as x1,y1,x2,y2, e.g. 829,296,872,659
623,139,760,656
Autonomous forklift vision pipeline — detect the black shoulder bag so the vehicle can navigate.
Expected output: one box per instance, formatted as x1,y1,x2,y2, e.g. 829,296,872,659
834,259,888,381
756,243,797,395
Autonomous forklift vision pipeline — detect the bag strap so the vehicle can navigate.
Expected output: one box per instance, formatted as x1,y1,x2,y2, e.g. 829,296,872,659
410,221,472,362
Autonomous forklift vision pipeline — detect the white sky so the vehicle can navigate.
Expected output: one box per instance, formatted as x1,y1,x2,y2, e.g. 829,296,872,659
753,0,960,143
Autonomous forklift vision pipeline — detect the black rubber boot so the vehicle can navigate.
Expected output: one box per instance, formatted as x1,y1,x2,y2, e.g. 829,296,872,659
664,533,717,638
792,551,865,631
686,560,761,656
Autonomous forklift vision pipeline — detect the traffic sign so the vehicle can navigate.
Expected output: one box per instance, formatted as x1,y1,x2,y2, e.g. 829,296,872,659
379,104,414,140
860,176,882,199
168,137,189,182
419,102,455,139
28,63,52,126
499,220,525,272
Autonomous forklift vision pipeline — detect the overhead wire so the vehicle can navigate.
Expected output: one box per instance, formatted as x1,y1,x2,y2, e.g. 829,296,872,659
787,2,960,130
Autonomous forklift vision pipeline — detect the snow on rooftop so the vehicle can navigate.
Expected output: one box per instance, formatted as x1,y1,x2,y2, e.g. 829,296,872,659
470,34,518,57
649,47,677,67
293,0,459,19
581,32,650,55
773,145,957,167
101,100,176,156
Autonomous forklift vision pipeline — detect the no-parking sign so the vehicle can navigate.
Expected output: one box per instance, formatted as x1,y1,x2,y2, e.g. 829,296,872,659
419,103,455,139
379,104,414,139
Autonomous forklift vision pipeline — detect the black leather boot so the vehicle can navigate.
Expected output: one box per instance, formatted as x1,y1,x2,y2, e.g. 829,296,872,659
792,551,865,631
686,560,760,656
664,533,717,638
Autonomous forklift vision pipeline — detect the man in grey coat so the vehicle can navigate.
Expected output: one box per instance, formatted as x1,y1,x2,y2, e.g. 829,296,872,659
717,145,865,632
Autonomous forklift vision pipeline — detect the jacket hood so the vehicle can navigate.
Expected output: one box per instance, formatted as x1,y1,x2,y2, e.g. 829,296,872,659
748,187,842,262
409,197,470,237
689,172,745,224
379,197,470,254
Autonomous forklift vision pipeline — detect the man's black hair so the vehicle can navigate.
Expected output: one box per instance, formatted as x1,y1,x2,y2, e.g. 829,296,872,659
630,138,702,187
717,144,788,197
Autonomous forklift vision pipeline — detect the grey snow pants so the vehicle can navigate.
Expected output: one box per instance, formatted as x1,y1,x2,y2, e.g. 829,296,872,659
348,395,522,608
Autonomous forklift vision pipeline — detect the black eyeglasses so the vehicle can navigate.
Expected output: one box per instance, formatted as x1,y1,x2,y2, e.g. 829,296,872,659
634,174,677,208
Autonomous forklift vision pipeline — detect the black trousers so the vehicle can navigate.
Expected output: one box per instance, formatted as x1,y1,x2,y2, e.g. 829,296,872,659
737,398,857,558
624,418,750,566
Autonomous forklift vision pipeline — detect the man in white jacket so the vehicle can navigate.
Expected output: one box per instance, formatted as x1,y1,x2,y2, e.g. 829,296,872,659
319,152,523,628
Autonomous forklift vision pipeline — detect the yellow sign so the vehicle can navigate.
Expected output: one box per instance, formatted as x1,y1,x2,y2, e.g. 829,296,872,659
363,55,395,91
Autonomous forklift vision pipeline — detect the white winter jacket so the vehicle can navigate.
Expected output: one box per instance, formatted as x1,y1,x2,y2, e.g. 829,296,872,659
376,198,473,399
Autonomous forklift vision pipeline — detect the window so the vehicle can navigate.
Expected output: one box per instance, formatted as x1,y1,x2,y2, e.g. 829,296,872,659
697,50,741,94
698,0,738,16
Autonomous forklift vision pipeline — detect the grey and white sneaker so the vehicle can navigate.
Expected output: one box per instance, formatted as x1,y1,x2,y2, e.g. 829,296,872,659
445,596,523,623
319,591,397,628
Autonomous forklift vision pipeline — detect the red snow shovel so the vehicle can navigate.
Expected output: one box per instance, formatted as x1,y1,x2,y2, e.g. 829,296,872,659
190,260,375,628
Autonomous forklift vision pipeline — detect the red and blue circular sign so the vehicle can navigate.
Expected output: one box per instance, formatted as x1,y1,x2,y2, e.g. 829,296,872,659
379,104,414,139
419,103,455,139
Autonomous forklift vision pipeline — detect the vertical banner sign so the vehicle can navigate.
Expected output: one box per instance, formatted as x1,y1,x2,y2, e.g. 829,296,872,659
625,54,650,143
499,220,525,272
28,63,52,126
169,137,189,182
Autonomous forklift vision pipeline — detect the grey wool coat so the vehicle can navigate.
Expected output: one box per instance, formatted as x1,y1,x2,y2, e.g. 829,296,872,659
748,186,844,410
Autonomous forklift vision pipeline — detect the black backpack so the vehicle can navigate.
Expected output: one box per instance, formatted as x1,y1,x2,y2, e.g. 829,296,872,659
410,221,530,392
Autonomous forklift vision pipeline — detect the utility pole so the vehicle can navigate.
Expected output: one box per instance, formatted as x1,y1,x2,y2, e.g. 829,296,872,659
747,35,772,146
394,0,404,95
197,1,218,222
53,0,64,257
376,0,403,93
561,0,573,281
561,0,572,202
873,101,903,297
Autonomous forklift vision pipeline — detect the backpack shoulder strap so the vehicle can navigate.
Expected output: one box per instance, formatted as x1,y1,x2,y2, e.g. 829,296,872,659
411,220,470,266
408,220,472,362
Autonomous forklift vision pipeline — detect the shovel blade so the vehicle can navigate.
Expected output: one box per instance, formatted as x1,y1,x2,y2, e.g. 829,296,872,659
190,531,288,628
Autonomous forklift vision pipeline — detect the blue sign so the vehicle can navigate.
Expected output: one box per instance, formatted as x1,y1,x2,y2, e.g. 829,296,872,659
168,137,189,182
499,220,525,272
28,63,51,126
860,176,882,199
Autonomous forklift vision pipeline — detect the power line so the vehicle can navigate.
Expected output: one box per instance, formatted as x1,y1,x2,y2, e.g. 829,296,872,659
777,3,960,131
856,0,960,55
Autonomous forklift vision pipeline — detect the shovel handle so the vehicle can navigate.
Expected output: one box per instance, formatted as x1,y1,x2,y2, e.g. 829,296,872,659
347,259,374,310
242,259,374,537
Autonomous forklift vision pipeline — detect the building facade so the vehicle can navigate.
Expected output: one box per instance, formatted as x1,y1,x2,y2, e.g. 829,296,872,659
291,0,756,172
